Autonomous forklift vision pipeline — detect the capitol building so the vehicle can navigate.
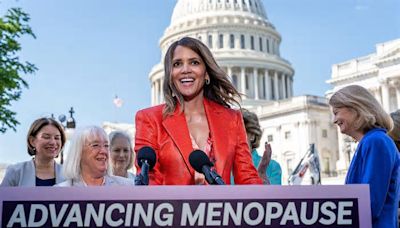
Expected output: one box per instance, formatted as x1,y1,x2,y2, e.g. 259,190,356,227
104,0,400,184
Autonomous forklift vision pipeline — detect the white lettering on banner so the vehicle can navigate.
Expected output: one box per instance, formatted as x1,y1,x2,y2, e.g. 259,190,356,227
4,200,357,227
28,204,48,227
7,204,26,227
181,202,205,226
105,203,124,227
222,202,243,225
206,202,223,226
64,204,83,227
338,201,353,225
320,201,336,225
49,204,68,226
125,203,133,226
243,202,264,225
84,203,104,227
300,202,319,225
280,202,300,225
154,203,174,226
265,202,283,224
132,203,153,226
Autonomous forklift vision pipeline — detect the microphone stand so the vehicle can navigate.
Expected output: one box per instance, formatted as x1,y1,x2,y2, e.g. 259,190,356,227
202,166,225,185
134,160,149,185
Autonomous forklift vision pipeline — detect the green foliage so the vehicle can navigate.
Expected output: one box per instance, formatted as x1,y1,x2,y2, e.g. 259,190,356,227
0,7,37,133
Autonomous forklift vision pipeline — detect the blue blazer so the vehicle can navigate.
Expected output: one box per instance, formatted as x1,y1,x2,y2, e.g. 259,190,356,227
0,159,65,186
346,128,400,228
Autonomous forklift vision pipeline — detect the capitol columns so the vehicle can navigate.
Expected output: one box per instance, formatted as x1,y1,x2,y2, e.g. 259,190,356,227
274,70,279,100
151,81,155,105
396,83,400,110
369,86,381,104
240,67,246,99
227,67,232,81
336,133,351,175
253,68,259,99
389,79,400,110
155,80,161,104
282,73,287,99
160,79,164,103
380,78,390,112
264,69,271,100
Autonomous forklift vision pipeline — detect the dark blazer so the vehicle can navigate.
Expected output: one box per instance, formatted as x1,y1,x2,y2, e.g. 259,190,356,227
134,98,262,185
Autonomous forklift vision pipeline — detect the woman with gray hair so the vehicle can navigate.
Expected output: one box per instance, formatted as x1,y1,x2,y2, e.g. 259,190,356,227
329,85,399,228
57,126,134,186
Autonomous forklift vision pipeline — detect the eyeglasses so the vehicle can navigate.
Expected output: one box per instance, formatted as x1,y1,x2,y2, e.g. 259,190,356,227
86,143,109,150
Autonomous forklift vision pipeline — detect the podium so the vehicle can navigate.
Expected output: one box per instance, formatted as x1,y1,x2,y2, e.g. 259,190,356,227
0,185,371,227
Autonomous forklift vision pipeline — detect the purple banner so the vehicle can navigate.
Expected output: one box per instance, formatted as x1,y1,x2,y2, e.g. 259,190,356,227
0,185,371,227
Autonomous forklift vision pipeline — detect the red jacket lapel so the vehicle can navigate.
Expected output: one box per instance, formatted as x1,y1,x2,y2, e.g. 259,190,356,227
162,105,194,176
203,99,228,177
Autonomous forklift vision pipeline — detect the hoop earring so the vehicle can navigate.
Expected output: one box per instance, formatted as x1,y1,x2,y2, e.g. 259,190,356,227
205,78,210,85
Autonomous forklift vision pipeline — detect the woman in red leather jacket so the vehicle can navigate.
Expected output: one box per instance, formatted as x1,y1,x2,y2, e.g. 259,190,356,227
134,37,262,185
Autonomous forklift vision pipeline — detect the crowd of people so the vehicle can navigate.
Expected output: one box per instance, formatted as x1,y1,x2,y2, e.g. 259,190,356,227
0,37,399,227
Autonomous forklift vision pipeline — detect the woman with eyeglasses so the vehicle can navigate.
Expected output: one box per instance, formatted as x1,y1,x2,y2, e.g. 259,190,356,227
1,117,66,187
56,126,134,186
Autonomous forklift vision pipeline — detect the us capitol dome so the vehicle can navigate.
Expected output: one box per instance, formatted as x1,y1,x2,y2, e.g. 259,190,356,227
149,0,294,106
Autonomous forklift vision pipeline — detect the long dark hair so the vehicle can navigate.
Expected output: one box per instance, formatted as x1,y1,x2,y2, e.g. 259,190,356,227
162,37,241,117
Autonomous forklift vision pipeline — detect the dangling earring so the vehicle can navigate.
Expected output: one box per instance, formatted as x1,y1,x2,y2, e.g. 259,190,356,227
205,77,210,85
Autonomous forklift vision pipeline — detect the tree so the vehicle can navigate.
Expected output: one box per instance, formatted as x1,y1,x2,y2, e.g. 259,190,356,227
0,7,37,133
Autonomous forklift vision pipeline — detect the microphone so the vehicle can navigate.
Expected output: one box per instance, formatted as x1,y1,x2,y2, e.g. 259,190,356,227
189,150,225,185
135,146,156,185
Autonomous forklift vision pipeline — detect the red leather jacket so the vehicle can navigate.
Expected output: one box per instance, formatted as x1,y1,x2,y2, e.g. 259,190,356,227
134,99,262,185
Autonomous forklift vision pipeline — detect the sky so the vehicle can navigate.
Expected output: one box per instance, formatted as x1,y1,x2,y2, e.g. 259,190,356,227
0,0,399,164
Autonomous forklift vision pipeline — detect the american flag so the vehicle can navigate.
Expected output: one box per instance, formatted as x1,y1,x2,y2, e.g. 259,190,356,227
288,144,321,185
113,95,124,108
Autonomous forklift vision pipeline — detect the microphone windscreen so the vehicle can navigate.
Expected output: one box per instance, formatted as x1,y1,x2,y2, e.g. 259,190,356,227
137,146,157,170
189,150,214,173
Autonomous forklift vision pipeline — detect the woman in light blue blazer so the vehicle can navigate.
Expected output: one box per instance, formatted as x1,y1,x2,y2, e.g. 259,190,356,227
1,117,66,186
